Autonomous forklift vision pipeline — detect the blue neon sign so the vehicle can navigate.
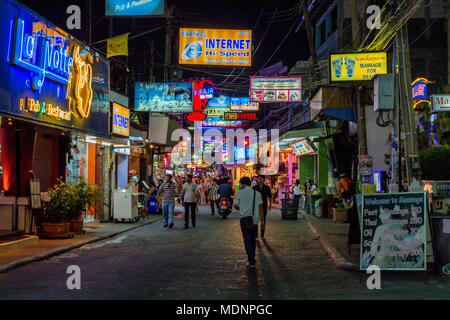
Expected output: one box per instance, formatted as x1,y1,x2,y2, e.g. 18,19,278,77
9,17,73,91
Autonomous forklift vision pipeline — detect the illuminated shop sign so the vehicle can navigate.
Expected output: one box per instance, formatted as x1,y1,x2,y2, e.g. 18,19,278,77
179,28,252,67
250,77,302,103
329,52,387,81
290,138,317,156
10,18,73,90
230,97,259,111
200,117,243,128
224,112,258,121
105,0,165,16
431,94,450,113
112,102,130,137
411,77,433,109
186,79,218,122
2,4,110,136
134,82,193,112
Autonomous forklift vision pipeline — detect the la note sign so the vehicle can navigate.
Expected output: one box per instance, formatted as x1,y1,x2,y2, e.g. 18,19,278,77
431,94,450,112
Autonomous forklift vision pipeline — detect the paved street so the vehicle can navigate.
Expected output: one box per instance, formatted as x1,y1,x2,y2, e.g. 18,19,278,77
0,205,448,300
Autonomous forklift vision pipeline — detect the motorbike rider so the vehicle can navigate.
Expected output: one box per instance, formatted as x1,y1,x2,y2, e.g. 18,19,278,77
218,177,234,207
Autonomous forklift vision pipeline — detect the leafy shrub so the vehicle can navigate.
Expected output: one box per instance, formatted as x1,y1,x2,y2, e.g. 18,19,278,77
419,145,450,180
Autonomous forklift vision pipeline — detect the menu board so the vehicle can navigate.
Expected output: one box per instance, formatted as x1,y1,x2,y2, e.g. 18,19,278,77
250,77,302,103
360,192,427,271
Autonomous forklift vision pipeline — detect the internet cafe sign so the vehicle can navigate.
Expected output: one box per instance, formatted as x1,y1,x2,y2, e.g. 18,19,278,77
430,94,450,113
1,2,110,136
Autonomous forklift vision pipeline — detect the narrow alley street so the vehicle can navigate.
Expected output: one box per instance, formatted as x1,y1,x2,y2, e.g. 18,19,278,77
0,206,448,300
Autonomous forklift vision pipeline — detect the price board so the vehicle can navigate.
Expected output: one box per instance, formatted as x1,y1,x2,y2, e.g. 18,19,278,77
360,192,427,270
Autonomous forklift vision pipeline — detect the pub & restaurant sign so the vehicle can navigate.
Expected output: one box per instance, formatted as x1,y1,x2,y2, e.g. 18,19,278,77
0,0,110,136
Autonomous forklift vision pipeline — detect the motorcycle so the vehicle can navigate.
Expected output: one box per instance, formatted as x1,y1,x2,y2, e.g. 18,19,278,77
218,197,232,219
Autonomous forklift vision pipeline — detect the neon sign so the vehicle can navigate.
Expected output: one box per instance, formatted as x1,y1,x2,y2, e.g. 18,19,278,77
10,17,73,90
9,17,94,119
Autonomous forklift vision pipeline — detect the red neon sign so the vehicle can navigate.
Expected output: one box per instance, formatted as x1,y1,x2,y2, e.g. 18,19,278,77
186,79,218,122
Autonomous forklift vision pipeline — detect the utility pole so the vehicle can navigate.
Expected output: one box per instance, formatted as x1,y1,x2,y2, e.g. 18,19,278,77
351,0,367,157
300,0,320,83
396,24,421,185
164,6,173,82
150,40,155,82
447,0,450,91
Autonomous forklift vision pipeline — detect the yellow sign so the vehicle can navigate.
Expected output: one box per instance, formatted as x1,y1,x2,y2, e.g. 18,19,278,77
107,33,129,58
330,52,387,81
20,98,71,121
112,103,130,137
179,28,252,67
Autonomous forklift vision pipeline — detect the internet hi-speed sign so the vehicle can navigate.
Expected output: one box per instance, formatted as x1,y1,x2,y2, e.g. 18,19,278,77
179,28,252,67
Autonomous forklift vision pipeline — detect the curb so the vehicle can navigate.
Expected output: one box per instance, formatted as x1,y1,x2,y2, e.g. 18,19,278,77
0,217,162,273
304,214,359,272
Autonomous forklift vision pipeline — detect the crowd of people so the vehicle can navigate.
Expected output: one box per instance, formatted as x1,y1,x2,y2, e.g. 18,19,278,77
147,172,354,269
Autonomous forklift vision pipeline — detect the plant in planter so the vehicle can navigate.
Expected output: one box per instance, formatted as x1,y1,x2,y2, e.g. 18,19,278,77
69,179,100,234
41,178,74,238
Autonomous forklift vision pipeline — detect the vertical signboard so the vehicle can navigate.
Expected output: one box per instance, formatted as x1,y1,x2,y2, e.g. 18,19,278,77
360,192,427,270
112,102,130,137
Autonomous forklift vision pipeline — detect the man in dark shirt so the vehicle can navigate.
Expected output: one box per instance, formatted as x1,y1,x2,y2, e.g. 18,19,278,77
218,177,234,204
253,175,272,239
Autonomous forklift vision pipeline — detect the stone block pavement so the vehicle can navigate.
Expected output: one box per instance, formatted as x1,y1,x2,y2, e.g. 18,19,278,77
0,205,448,299
0,215,162,273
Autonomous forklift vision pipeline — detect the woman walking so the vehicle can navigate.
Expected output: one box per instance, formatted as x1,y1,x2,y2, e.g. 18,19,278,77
209,179,220,216
292,179,302,212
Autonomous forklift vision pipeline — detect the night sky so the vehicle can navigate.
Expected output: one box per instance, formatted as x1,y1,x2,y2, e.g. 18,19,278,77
16,0,311,94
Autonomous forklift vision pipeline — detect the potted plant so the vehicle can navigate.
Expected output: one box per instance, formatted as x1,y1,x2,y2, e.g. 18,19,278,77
69,179,99,234
41,179,73,238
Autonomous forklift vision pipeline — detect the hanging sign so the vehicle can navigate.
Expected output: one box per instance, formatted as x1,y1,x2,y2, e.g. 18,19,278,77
224,112,258,121
290,138,317,156
360,192,427,271
250,77,302,103
230,97,259,111
431,94,450,113
179,28,252,67
112,102,130,137
134,82,193,112
329,52,387,81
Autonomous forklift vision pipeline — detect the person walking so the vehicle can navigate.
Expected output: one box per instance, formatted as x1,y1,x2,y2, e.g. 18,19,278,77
157,174,176,228
234,177,263,268
181,174,200,229
253,175,272,240
209,178,220,216
292,179,302,212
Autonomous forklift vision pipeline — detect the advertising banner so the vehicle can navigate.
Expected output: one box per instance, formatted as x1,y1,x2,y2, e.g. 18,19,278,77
204,95,230,118
134,82,193,112
250,77,302,103
431,94,450,112
1,1,110,136
200,117,243,128
105,0,165,16
224,112,258,121
290,138,317,156
112,102,130,137
360,192,427,271
330,52,387,81
230,97,259,111
179,28,252,67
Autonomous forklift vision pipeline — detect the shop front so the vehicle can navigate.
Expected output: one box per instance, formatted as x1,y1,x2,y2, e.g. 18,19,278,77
0,0,110,232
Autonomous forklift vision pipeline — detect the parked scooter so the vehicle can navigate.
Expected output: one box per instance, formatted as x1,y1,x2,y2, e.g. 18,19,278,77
218,197,232,219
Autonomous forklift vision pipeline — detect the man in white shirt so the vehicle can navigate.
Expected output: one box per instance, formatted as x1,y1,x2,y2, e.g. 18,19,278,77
234,177,264,268
181,174,200,229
